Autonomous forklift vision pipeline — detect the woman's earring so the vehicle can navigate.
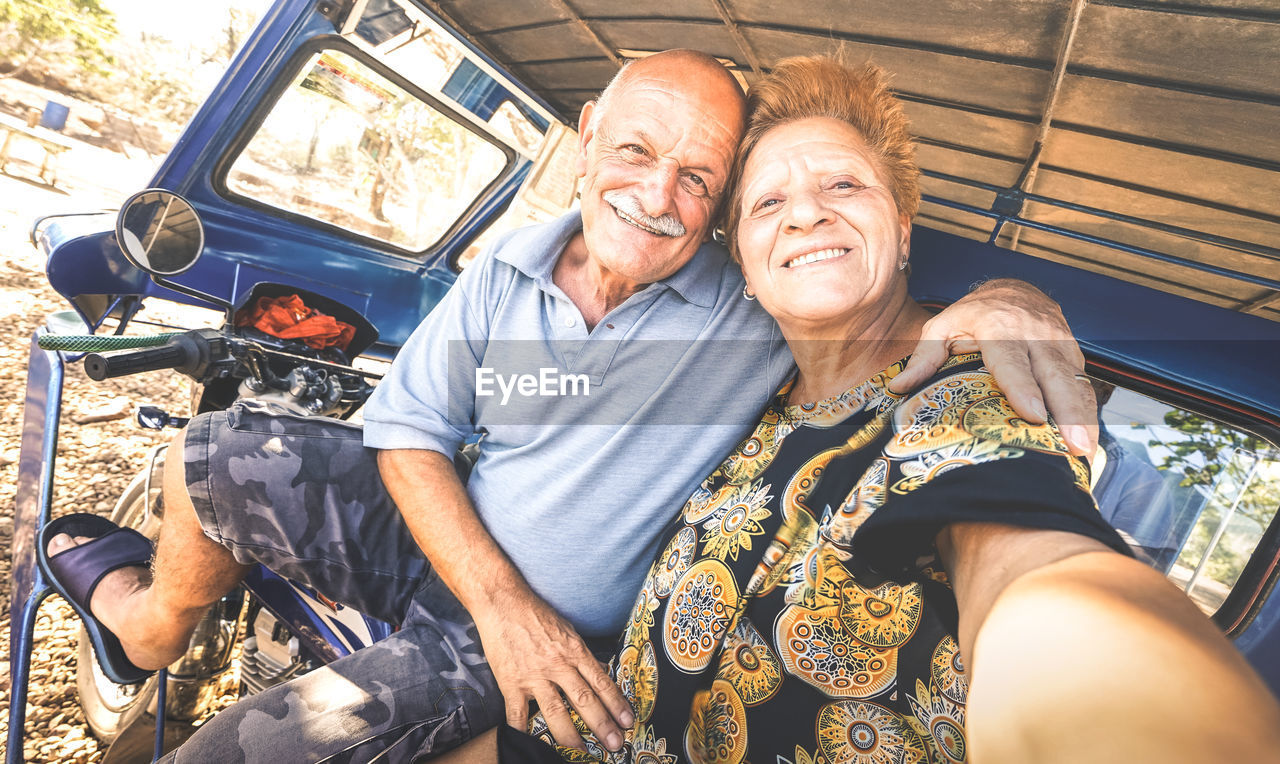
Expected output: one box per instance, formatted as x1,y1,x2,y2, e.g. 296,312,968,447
742,285,756,301
898,258,908,271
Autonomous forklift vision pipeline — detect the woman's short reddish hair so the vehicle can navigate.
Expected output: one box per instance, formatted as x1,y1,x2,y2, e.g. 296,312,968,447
725,56,920,261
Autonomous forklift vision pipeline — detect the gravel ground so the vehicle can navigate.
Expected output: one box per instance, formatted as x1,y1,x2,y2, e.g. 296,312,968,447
0,80,232,762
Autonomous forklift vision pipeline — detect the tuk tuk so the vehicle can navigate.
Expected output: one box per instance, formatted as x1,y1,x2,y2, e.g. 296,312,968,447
10,0,1280,760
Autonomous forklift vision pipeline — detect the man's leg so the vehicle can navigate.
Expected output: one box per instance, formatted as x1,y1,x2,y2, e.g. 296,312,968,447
158,568,505,763
45,431,254,669
47,401,433,669
49,402,498,760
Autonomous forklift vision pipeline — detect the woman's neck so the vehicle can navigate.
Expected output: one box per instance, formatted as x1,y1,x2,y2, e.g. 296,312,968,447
782,293,932,405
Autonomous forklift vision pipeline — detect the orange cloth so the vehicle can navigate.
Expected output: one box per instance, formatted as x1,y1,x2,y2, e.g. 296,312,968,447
235,294,356,351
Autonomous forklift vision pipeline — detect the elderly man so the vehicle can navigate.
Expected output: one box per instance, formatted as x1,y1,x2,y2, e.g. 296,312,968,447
45,50,1095,761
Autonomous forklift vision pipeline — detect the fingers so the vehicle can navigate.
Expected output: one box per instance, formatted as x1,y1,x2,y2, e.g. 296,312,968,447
1030,343,1097,456
587,659,635,730
551,652,631,751
478,597,633,752
890,323,952,394
537,685,588,753
560,674,624,751
897,283,1094,455
498,656,631,753
504,695,529,737
976,340,1047,424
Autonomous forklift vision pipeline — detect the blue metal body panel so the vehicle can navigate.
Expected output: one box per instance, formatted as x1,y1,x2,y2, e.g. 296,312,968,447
7,336,62,764
243,567,393,663
909,228,1280,422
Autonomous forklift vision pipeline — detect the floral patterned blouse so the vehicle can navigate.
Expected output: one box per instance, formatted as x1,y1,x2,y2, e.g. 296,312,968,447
527,353,1127,764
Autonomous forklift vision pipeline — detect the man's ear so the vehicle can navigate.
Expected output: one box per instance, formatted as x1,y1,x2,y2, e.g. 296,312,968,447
574,101,597,179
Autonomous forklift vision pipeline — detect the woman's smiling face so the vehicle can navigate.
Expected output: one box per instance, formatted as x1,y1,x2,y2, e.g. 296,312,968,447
736,117,911,332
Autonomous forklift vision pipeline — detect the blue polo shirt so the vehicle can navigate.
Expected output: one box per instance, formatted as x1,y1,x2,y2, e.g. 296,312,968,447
363,212,792,635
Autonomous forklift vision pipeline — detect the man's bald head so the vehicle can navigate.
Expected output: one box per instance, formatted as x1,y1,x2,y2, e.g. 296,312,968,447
592,50,747,141
570,49,748,290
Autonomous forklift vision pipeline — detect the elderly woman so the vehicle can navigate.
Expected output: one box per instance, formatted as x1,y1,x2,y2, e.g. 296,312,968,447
450,56,1280,764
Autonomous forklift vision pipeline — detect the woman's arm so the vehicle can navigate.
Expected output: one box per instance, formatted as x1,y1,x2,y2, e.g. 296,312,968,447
938,523,1280,763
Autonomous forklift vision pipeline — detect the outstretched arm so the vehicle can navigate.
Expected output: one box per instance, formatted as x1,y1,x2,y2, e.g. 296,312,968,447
937,523,1280,763
378,449,634,753
891,279,1096,455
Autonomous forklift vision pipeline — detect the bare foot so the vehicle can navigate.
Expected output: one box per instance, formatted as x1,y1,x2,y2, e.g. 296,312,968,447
46,532,186,671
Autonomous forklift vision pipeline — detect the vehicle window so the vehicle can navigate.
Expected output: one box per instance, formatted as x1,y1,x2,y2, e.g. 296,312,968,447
223,49,508,251
1090,380,1280,616
488,100,544,157
348,0,549,161
457,121,581,268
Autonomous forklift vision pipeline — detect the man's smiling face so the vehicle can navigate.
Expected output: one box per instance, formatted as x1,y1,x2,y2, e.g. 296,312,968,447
574,52,745,287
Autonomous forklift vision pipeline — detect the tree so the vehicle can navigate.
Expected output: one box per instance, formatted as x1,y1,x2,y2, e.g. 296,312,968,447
202,4,256,66
0,0,118,79
1152,409,1280,583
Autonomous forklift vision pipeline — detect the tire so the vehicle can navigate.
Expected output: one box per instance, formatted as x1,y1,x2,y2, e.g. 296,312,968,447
76,449,243,744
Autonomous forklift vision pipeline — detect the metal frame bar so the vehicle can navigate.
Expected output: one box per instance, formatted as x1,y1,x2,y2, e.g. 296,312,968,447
491,14,1280,108
1005,0,1088,248
1240,292,1280,314
916,209,1258,306
545,0,622,66
7,333,64,764
902,92,1280,174
533,60,1280,174
707,0,763,76
1089,0,1280,24
922,194,1280,292
338,0,372,35
923,169,1280,261
915,135,1280,237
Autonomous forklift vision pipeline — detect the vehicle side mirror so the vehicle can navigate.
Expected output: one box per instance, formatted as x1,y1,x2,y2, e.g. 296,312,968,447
116,189,231,313
116,189,204,276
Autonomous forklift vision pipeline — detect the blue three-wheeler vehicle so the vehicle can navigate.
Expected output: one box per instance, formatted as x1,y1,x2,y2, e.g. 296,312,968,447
9,0,1280,760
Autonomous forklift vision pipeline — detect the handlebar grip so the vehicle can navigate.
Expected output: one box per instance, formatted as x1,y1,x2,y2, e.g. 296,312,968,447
84,340,197,380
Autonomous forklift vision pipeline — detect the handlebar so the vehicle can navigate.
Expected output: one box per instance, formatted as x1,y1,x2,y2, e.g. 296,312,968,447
85,343,194,380
42,328,379,384
81,330,223,381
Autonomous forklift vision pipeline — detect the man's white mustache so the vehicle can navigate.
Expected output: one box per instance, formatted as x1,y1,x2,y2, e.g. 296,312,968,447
602,190,686,237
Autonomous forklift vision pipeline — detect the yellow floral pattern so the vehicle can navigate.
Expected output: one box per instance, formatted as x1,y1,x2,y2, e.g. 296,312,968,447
698,480,773,562
663,559,740,673
617,640,659,724
816,700,928,764
651,526,697,597
685,680,749,764
717,617,784,706
540,354,1113,763
629,724,677,764
838,579,924,649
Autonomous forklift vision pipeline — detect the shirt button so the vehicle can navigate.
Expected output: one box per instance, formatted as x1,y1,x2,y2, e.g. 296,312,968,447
564,317,576,327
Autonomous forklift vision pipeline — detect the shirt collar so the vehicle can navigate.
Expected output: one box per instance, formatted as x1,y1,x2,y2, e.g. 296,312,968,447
494,210,727,309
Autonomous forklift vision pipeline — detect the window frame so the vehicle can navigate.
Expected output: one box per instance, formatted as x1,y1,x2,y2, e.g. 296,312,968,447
1086,359,1280,637
212,36,518,259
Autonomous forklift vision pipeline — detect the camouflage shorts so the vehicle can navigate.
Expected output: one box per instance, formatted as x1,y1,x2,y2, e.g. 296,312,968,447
167,401,504,763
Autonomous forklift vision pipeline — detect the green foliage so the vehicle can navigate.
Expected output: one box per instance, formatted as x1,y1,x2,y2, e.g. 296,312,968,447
1155,409,1280,585
0,0,118,75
